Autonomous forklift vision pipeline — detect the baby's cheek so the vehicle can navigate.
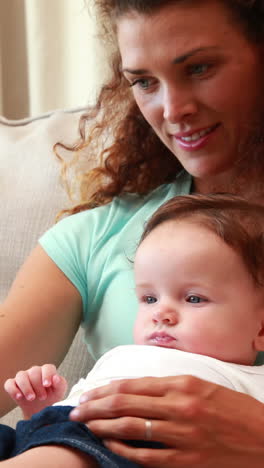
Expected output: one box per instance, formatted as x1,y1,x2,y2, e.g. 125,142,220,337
133,320,146,344
180,327,213,354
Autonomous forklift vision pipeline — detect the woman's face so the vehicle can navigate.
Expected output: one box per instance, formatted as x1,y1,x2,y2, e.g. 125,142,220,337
117,0,264,179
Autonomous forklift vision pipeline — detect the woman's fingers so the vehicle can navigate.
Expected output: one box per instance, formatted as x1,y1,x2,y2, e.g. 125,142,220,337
71,392,180,423
87,416,208,448
79,376,179,403
78,375,214,407
70,375,214,423
103,440,202,468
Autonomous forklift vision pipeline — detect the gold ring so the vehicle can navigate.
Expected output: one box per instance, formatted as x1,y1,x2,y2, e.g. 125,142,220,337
145,419,152,440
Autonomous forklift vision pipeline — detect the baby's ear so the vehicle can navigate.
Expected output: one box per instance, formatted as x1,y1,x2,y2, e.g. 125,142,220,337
254,321,264,351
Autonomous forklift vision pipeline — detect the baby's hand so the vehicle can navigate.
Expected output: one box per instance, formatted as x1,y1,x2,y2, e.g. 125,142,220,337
4,364,68,419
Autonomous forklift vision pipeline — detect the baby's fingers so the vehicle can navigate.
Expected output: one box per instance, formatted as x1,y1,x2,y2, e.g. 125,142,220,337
5,369,40,402
4,378,24,402
41,364,59,388
42,364,67,401
16,367,47,401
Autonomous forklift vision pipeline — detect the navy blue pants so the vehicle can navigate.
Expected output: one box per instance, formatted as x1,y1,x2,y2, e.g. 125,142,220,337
0,406,163,467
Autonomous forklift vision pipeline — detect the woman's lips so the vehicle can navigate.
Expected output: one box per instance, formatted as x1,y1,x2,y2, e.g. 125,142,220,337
173,123,220,151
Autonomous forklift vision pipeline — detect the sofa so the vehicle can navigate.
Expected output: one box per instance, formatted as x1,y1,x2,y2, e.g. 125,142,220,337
0,108,95,427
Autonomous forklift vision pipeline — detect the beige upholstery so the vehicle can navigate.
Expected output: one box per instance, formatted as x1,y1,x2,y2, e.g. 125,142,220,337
0,108,95,427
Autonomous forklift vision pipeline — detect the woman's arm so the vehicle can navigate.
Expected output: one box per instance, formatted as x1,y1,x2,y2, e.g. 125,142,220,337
70,375,264,468
0,245,82,416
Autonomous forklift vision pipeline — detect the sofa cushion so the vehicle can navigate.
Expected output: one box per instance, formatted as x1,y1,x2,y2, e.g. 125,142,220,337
0,108,95,427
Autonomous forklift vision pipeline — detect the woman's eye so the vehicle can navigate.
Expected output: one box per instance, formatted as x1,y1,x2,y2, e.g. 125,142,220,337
129,78,151,90
144,296,157,304
187,63,211,76
186,295,204,304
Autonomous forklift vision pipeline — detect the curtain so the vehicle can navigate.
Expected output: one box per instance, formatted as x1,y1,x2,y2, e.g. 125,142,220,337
0,0,107,119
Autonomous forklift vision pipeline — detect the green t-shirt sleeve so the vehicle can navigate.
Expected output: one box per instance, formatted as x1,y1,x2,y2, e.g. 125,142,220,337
39,211,92,318
38,197,141,323
39,202,120,320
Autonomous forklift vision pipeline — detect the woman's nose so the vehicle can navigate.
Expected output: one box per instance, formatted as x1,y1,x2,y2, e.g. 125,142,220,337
152,305,179,325
162,85,198,123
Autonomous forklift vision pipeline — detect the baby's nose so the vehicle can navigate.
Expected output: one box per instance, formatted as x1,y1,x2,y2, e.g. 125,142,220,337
152,304,179,325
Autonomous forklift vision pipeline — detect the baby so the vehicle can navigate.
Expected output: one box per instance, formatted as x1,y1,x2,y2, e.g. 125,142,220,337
2,193,264,467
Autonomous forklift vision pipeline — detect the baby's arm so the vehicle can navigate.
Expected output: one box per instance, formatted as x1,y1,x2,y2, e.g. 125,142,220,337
4,364,67,419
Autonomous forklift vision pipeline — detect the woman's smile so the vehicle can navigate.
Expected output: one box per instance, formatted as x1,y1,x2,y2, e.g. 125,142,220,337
171,123,221,152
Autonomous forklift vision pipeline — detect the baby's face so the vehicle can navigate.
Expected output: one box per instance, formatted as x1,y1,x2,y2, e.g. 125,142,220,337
134,220,264,365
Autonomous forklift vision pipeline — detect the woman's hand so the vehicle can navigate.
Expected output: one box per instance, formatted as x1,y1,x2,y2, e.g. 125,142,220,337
70,375,264,467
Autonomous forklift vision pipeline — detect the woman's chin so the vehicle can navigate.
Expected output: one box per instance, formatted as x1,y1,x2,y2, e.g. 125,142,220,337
182,158,235,180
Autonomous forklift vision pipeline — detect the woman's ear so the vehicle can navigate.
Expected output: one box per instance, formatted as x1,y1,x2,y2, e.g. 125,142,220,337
254,321,264,351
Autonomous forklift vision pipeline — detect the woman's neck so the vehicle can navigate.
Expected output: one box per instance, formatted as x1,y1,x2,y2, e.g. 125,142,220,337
193,164,263,202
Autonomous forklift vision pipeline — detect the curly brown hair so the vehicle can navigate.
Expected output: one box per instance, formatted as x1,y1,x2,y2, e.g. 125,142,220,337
56,0,264,216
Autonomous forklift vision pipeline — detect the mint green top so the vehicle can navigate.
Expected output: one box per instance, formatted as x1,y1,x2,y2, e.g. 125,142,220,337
39,173,192,359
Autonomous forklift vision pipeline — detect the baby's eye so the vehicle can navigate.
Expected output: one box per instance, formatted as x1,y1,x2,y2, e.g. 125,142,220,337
144,295,157,304
186,295,204,304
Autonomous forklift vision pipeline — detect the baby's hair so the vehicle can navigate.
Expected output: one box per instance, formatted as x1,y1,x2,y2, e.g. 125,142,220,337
140,194,264,286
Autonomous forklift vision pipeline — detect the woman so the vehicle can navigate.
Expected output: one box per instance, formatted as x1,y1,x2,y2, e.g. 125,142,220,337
1,0,264,466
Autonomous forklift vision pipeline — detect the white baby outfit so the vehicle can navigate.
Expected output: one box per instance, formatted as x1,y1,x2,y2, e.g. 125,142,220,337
55,345,264,406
